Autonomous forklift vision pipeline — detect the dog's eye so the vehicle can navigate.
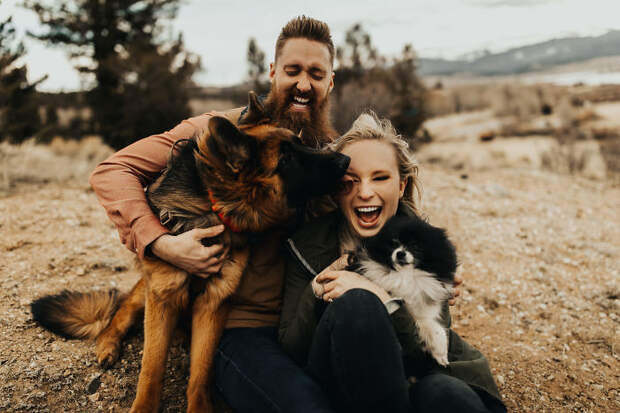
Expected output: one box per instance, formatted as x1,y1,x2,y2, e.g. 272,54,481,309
277,154,288,170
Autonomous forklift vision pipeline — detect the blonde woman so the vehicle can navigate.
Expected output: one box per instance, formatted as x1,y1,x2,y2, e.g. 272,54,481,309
279,112,505,413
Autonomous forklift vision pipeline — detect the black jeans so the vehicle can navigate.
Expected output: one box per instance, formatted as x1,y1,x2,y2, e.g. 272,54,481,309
307,289,492,413
214,326,335,413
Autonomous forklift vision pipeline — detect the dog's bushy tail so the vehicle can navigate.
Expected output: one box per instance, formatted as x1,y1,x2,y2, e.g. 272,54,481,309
31,290,121,340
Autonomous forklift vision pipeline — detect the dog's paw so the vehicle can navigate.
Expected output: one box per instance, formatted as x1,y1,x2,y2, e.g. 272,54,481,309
96,340,120,369
428,326,449,366
433,350,449,367
187,392,213,413
418,321,449,367
129,403,156,413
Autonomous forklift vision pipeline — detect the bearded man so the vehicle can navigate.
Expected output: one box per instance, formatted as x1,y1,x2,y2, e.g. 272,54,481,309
90,16,339,413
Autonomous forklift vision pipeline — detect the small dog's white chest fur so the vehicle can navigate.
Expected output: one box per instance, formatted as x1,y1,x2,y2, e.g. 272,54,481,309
358,258,452,366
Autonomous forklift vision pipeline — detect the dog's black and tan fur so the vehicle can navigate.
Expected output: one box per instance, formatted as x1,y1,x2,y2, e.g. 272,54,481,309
31,92,349,413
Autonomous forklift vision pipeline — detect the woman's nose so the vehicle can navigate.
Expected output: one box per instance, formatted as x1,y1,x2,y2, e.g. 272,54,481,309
357,180,374,198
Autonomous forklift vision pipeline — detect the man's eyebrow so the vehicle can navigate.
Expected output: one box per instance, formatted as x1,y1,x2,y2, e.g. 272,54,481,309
283,64,301,70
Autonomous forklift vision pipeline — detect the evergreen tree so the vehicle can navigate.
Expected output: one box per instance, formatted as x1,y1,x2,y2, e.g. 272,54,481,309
246,37,268,95
24,0,201,149
0,16,45,143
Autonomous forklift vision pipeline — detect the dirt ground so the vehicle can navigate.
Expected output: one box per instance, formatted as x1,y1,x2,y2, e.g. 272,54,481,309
0,136,618,412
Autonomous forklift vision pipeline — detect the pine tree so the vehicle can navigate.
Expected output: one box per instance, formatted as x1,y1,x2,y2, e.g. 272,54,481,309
246,37,268,95
24,0,201,149
0,16,45,143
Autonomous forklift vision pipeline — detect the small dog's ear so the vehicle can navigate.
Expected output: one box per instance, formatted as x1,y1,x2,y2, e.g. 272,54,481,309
207,116,255,173
239,91,267,125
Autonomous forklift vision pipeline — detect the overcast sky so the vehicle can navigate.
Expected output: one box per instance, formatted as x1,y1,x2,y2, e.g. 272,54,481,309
2,0,619,91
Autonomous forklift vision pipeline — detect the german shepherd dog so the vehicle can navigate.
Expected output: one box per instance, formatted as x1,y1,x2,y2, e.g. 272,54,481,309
347,214,457,366
31,92,350,413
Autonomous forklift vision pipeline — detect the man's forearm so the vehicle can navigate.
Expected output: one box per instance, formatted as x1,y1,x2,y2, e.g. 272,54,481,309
89,114,216,257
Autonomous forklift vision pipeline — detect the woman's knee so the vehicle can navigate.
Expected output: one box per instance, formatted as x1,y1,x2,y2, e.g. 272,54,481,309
323,288,394,341
328,289,387,324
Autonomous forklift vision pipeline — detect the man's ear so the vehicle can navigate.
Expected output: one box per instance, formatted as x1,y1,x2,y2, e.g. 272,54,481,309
328,71,335,94
269,62,275,81
207,117,255,174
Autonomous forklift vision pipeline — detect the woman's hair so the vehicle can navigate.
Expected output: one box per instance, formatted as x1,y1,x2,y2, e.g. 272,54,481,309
328,111,422,214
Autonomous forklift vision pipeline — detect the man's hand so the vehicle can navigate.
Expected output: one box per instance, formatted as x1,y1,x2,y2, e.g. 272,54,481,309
150,225,229,278
313,255,391,303
448,273,463,306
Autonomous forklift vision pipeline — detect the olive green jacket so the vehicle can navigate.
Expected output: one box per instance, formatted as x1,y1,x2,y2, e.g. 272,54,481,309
278,206,505,411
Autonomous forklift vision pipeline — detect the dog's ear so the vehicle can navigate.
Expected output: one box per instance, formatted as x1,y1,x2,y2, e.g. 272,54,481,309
207,116,255,173
239,91,267,125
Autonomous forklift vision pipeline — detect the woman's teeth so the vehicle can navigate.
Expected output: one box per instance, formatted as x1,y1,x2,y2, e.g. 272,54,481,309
356,206,379,213
355,206,381,224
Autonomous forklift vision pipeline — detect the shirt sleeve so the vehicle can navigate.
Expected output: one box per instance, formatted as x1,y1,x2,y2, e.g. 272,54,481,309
89,113,216,259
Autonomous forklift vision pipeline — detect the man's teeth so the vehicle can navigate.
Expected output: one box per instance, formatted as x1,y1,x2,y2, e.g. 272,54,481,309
293,96,309,104
356,206,380,213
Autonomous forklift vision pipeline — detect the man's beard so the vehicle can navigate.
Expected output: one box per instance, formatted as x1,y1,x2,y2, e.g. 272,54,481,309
263,83,336,148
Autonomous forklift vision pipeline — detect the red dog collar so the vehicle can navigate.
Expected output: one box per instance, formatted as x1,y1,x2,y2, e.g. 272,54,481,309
207,189,242,233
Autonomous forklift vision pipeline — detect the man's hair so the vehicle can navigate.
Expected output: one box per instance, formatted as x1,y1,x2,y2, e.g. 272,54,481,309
275,16,335,66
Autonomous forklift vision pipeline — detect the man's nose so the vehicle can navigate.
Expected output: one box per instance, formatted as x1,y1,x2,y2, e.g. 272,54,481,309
296,74,311,93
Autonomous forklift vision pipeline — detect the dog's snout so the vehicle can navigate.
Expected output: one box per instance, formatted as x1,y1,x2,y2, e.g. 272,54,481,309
335,153,350,171
396,250,406,261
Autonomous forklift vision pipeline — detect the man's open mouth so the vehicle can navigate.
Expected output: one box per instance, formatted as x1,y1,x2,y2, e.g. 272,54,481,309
290,95,312,111
355,206,382,224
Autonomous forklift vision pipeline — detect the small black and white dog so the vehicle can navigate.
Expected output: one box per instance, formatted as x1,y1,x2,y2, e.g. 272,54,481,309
348,214,457,366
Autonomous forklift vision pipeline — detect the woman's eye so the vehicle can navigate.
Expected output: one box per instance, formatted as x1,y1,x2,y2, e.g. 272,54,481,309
338,178,357,195
374,176,389,181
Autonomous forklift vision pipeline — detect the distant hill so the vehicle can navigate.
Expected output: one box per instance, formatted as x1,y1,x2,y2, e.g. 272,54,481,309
419,30,620,76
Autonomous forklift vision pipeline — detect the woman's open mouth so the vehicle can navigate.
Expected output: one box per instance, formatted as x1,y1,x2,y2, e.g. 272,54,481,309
355,206,382,227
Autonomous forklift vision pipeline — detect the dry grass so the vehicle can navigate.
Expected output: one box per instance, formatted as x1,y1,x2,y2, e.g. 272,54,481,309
0,136,113,193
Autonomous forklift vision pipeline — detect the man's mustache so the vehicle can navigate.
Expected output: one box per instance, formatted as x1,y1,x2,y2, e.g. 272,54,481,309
287,87,315,101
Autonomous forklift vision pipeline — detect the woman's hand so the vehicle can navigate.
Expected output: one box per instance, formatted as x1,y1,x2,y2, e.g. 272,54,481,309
150,225,229,278
313,255,391,303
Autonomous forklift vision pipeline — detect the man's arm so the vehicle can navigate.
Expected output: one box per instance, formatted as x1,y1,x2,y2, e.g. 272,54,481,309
89,113,217,259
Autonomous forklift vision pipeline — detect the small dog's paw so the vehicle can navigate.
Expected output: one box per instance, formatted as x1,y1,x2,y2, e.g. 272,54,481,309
434,351,449,366
424,323,449,366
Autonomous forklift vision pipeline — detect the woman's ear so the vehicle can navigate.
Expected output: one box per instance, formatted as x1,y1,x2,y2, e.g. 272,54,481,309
399,177,407,198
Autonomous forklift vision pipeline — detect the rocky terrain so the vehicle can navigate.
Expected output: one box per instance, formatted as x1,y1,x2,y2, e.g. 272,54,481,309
0,120,618,411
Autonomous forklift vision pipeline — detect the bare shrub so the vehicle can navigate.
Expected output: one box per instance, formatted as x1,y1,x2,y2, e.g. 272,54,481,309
331,79,394,134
